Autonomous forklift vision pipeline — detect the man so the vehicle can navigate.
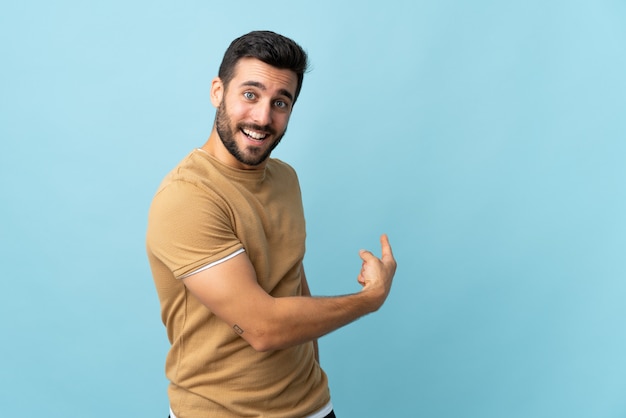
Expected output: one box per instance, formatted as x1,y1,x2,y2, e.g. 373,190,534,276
146,31,397,418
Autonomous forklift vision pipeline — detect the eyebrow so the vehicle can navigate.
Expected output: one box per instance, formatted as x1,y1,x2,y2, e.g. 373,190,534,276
240,81,294,103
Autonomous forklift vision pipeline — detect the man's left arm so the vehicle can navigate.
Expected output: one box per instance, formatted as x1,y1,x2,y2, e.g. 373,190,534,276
300,267,320,364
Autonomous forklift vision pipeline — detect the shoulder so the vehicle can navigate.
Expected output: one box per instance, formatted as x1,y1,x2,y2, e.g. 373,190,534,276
148,152,232,232
266,158,299,181
160,150,221,189
152,150,236,205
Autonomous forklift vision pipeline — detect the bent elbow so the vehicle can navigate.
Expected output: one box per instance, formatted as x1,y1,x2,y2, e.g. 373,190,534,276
247,335,278,352
250,340,273,352
246,325,293,352
240,326,279,352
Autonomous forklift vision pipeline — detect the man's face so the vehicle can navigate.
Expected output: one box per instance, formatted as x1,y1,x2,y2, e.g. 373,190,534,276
213,57,298,168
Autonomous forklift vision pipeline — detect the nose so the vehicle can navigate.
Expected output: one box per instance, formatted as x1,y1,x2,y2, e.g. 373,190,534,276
251,101,272,127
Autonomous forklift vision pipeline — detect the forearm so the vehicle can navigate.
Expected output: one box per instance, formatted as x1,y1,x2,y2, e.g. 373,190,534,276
246,291,377,352
242,236,396,352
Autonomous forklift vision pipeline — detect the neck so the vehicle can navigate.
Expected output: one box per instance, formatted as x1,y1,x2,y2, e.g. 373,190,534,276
201,128,268,171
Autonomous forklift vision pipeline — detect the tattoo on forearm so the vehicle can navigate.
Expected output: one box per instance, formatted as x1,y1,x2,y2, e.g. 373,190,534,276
233,324,244,335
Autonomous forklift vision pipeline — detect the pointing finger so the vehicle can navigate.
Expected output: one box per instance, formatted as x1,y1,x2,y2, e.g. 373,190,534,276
380,234,394,261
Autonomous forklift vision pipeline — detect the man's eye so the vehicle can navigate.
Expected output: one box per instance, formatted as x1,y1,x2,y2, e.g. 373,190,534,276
243,92,255,100
275,100,287,109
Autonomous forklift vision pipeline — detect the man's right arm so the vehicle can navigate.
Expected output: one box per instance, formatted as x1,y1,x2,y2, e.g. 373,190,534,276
182,234,397,352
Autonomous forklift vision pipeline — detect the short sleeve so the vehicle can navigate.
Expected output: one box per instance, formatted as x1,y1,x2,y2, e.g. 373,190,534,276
146,179,243,279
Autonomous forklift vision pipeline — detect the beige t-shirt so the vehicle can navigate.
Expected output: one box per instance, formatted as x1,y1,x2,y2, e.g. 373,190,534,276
146,149,330,417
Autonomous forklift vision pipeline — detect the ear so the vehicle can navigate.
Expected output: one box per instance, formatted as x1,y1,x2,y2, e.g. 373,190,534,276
210,77,224,108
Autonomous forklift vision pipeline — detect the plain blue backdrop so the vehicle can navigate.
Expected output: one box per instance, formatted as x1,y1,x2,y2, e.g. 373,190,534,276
1,1,625,417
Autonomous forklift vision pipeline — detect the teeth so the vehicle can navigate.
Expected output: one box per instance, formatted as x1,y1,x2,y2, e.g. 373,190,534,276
243,129,267,140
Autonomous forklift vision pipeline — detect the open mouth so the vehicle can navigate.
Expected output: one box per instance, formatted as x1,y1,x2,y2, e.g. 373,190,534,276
241,128,268,142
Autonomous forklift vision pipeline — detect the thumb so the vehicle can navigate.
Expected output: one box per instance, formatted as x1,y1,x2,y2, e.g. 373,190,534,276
359,249,376,263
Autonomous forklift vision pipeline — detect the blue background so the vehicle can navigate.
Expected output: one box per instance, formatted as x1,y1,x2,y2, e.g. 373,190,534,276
1,1,625,417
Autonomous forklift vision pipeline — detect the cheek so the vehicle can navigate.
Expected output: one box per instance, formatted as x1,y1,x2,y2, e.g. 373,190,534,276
277,113,291,129
225,102,249,122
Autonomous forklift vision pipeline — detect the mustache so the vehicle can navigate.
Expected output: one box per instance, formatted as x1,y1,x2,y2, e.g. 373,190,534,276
238,123,276,136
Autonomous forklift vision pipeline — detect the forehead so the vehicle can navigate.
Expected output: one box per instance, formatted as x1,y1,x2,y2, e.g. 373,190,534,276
230,57,298,98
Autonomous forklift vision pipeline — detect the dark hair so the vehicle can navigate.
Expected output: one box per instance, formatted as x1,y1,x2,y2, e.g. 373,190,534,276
218,31,309,103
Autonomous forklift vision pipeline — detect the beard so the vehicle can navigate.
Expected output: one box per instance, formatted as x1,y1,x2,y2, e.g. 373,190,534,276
215,100,286,167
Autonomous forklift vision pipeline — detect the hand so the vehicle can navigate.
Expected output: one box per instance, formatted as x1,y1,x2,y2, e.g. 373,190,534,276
357,234,397,311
